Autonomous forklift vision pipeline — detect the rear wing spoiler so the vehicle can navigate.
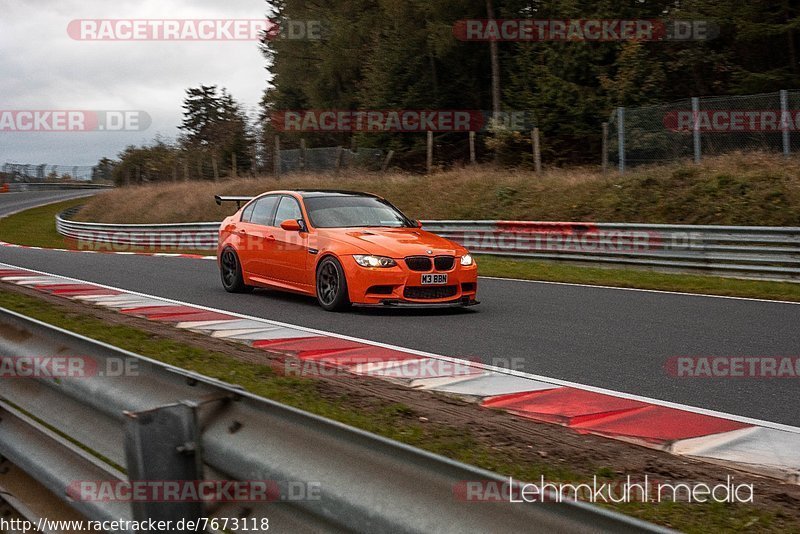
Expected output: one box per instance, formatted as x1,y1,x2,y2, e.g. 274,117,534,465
214,195,254,209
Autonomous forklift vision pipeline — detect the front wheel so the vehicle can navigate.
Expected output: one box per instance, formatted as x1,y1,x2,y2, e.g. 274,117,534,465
220,248,253,293
316,257,350,311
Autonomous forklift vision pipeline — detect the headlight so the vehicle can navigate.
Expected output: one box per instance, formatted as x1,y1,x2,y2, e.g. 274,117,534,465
354,255,397,268
460,254,474,266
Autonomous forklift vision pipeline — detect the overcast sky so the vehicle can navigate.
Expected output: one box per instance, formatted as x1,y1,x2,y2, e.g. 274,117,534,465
0,0,272,166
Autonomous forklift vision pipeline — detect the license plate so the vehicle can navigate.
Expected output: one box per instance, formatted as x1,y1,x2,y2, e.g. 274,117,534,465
421,274,448,285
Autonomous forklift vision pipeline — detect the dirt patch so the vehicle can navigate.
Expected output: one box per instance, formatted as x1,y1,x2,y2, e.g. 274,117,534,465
2,281,799,528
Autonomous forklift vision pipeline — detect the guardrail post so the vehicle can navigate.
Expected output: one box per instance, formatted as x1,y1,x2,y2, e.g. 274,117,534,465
124,403,204,526
602,122,609,173
616,107,625,173
781,89,790,156
692,97,701,164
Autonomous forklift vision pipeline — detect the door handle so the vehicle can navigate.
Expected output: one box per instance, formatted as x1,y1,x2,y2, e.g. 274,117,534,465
265,235,276,241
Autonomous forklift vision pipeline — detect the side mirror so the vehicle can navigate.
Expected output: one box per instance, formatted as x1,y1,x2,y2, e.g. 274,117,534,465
280,219,303,232
415,220,423,228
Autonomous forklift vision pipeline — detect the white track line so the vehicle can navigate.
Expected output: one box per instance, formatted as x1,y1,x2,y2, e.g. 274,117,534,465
2,260,798,435
480,275,800,305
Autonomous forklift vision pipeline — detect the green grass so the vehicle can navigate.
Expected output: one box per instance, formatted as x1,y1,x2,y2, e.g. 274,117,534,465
0,198,213,255
476,255,800,302
0,288,795,533
0,197,86,249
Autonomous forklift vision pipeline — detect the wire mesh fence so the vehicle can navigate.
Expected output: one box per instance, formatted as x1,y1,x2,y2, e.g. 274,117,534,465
606,90,800,171
276,146,385,174
0,163,97,182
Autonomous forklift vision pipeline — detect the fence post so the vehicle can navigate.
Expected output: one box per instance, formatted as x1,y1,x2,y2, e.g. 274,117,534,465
300,138,307,171
617,107,625,173
531,127,541,173
274,136,281,177
427,131,434,173
601,122,609,173
335,146,344,171
381,150,395,172
692,96,701,164
469,131,476,164
781,89,790,156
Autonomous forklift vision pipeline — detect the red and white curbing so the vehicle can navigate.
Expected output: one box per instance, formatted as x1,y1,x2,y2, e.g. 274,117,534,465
0,261,797,483
0,240,217,260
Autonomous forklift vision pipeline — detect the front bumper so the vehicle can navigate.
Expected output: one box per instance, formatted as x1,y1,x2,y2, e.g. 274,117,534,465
354,297,480,309
341,255,479,306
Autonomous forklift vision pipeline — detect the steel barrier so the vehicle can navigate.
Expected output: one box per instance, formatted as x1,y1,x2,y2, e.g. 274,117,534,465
55,208,800,281
0,308,666,533
3,182,112,192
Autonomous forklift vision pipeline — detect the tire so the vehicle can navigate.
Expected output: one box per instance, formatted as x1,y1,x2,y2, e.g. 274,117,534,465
220,248,253,293
316,256,350,311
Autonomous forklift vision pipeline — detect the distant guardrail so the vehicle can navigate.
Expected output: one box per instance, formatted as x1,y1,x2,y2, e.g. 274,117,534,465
0,307,663,533
56,209,800,281
2,182,113,192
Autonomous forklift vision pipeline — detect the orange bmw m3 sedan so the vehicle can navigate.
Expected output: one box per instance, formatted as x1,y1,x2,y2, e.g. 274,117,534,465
216,190,479,311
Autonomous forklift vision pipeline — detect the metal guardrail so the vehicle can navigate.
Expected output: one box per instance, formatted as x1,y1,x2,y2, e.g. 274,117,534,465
3,182,112,192
56,207,220,249
424,220,800,281
55,208,800,281
0,307,665,533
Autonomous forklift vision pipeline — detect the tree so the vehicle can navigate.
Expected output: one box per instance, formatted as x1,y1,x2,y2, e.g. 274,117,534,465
179,85,254,175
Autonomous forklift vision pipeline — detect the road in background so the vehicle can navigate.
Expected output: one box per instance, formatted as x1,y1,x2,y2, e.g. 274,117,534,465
0,189,101,218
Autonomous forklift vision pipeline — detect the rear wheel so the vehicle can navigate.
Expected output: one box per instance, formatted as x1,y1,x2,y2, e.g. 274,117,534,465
316,257,350,311
220,248,253,293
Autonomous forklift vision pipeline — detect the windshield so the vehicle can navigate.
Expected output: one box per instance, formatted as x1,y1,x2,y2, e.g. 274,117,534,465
304,196,414,228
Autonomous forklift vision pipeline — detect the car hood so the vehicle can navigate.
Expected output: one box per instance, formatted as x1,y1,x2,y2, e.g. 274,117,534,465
320,227,465,258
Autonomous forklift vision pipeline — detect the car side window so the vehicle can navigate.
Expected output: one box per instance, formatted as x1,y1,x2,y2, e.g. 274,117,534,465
240,202,256,222
274,196,303,225
249,195,279,226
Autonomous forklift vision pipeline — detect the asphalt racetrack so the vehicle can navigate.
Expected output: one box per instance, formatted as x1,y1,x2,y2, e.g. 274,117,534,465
0,189,100,217
1,191,798,427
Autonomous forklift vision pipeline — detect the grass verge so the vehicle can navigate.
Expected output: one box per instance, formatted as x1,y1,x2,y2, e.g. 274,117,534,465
476,255,800,302
76,152,800,226
0,287,793,533
0,198,212,255
0,197,88,249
